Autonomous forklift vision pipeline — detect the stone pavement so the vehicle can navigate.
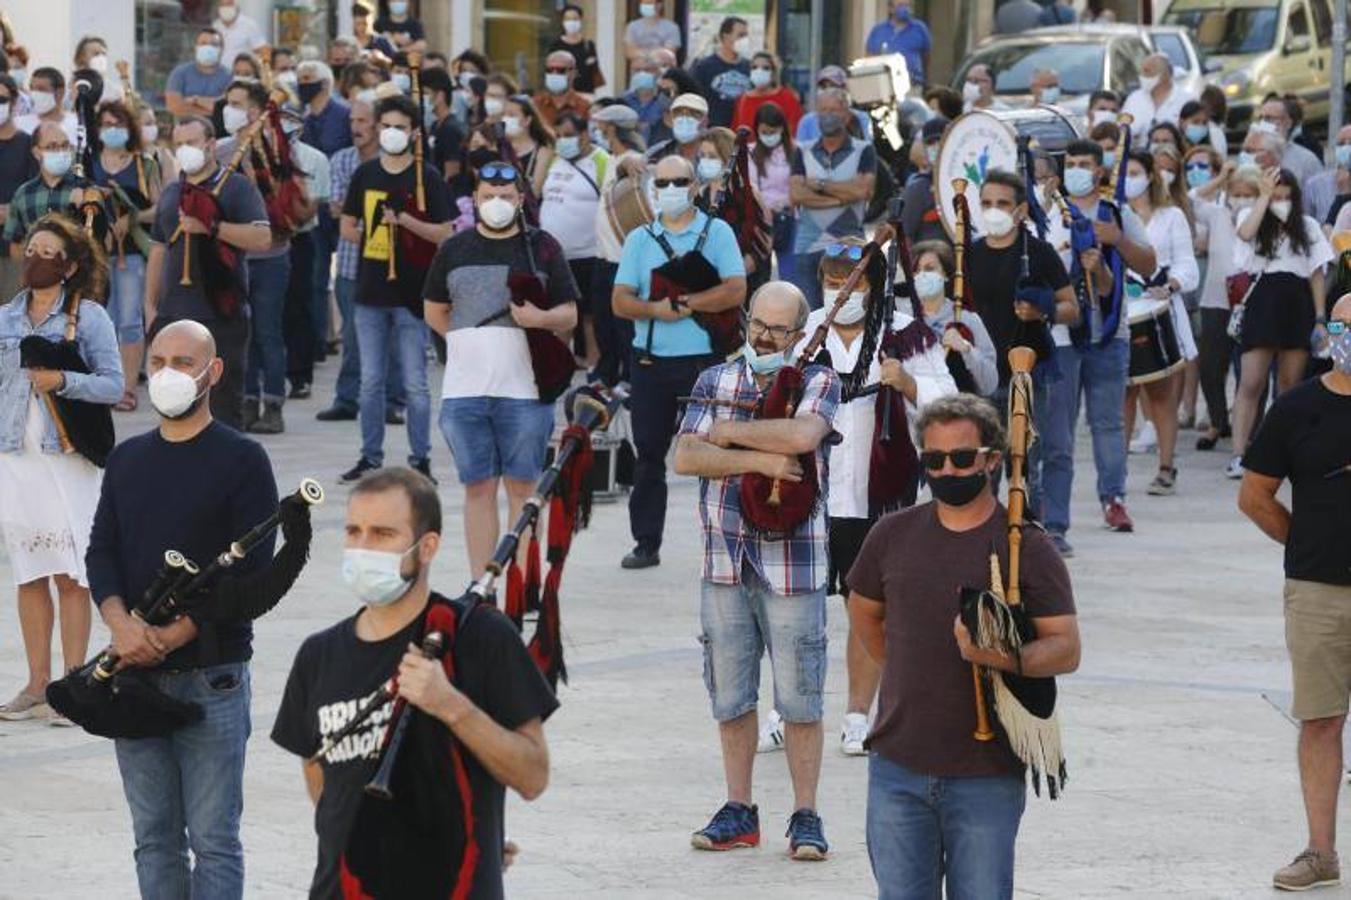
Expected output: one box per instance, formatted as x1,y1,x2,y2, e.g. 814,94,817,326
0,355,1346,899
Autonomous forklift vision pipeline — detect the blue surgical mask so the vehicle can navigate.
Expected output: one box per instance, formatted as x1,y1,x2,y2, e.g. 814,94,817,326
1102,150,1116,170
42,150,74,177
590,127,610,151
102,127,129,150
195,44,222,67
393,73,412,94
672,115,701,144
743,340,788,375
1040,86,1060,105
1184,123,1208,144
390,0,409,15
1237,151,1258,169
545,72,569,94
697,157,723,182
657,184,691,216
1063,166,1096,197
556,135,581,160
1186,166,1211,189
913,270,945,299
342,545,417,607
630,70,656,93
1338,144,1351,169
750,68,772,88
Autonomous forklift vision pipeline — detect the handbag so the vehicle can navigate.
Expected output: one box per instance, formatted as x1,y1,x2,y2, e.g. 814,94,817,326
1226,269,1262,342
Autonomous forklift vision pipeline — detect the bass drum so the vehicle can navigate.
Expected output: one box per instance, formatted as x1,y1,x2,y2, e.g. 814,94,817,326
604,172,655,248
1127,298,1184,385
935,107,1081,241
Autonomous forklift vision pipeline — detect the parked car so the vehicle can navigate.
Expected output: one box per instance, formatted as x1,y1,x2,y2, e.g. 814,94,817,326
1161,0,1351,135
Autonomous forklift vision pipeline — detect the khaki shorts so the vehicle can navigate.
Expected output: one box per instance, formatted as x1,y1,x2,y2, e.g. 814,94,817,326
1284,579,1351,721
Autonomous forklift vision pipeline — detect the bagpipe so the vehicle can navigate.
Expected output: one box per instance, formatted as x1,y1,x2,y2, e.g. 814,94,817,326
504,227,577,404
715,127,772,281
1010,137,1056,366
381,50,442,276
248,102,312,241
173,117,267,315
737,243,880,537
947,178,981,393
18,292,115,467
46,480,324,739
310,386,622,900
959,346,1065,799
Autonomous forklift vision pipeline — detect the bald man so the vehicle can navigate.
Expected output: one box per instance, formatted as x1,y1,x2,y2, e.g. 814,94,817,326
86,319,280,899
533,49,592,128
1241,293,1351,891
1121,53,1195,141
674,280,839,859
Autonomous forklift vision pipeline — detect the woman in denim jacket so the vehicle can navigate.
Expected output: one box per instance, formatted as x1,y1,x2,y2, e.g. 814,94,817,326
0,214,123,723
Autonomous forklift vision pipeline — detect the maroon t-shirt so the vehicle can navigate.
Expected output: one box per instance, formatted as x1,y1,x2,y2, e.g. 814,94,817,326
848,502,1076,778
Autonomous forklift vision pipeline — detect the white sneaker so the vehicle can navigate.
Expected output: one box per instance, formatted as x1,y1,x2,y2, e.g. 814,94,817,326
757,709,784,753
1129,421,1157,454
1226,456,1244,480
840,713,869,757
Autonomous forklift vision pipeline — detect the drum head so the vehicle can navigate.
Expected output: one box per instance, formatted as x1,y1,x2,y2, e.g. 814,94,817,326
935,111,1019,241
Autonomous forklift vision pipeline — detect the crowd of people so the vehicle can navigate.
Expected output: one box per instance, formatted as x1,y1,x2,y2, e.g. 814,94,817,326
0,0,1348,896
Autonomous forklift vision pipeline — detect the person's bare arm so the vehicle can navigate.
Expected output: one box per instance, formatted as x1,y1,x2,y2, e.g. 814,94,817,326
1238,470,1290,544
99,597,166,669
396,210,453,246
144,242,164,328
789,174,844,209
423,300,452,337
706,413,830,456
673,432,801,480
511,299,577,332
302,761,324,805
847,592,886,663
164,90,192,119
955,613,1081,678
1310,267,1327,319
613,281,681,322
217,221,273,253
820,172,875,204
1052,284,1079,325
682,276,745,314
340,213,362,244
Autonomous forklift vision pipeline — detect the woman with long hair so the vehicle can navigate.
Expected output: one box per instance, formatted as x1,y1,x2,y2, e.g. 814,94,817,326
1227,167,1334,478
1121,150,1199,495
909,240,998,396
749,102,796,284
0,214,122,722
503,93,555,197
732,52,803,135
548,4,605,93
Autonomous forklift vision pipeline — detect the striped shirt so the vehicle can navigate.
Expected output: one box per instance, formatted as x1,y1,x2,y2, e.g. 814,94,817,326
329,146,361,280
679,358,840,595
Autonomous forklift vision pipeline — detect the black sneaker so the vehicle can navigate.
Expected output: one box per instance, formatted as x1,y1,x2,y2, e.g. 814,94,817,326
410,458,437,485
288,382,311,400
786,808,828,861
340,457,380,484
386,407,406,426
316,404,358,422
621,545,660,569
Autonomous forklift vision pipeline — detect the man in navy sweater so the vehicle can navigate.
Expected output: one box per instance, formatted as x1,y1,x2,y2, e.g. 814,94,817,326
86,320,278,899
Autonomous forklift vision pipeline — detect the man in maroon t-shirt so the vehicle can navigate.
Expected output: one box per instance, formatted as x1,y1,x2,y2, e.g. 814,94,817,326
848,393,1080,900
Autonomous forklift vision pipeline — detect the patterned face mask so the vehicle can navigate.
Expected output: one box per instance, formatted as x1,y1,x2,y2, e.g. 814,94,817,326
1331,325,1351,375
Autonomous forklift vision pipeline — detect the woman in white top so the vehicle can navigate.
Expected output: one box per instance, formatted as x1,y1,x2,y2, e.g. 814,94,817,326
748,102,797,285
1228,166,1334,477
1122,150,1199,496
1153,144,1203,429
795,236,955,756
910,240,999,396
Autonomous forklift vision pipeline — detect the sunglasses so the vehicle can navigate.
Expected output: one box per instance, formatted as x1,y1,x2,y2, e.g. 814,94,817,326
1184,161,1209,171
545,66,572,75
479,162,519,182
1328,320,1349,336
653,176,692,188
825,243,865,261
919,447,992,472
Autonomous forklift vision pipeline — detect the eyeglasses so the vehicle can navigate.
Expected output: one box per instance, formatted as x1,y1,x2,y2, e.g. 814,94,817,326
479,162,519,183
919,447,992,472
653,176,692,188
825,243,865,261
23,246,64,260
1328,320,1349,337
747,317,796,342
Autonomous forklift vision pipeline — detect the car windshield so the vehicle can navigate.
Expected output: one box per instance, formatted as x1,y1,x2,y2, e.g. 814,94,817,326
1161,6,1280,55
960,42,1105,94
1152,33,1190,71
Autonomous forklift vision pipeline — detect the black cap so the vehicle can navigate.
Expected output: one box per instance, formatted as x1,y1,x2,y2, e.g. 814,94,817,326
922,116,950,144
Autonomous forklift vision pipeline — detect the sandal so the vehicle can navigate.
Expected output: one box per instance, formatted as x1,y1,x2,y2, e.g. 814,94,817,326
1147,466,1177,496
0,690,51,721
115,389,138,412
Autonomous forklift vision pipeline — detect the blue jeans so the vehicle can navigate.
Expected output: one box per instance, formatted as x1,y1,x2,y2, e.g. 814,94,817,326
699,575,827,723
113,662,251,900
333,277,404,411
1042,340,1129,535
244,255,290,404
866,754,1025,900
771,210,797,286
108,253,147,344
355,304,430,464
439,396,555,484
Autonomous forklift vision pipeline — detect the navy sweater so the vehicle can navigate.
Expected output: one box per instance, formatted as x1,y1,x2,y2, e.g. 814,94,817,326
86,422,279,669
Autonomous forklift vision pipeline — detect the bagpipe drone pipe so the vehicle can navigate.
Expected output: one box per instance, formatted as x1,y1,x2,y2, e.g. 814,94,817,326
18,294,115,467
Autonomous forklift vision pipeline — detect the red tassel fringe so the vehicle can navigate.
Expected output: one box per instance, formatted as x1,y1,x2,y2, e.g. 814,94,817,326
524,529,541,614
503,559,525,630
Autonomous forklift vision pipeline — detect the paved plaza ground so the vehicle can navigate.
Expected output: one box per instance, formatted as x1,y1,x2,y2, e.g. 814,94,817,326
0,357,1345,899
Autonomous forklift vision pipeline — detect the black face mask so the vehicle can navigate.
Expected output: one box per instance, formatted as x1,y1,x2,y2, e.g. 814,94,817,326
297,81,324,105
928,468,990,507
467,146,497,170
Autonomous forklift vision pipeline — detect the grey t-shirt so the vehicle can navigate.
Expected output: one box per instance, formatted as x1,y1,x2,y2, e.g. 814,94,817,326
150,169,269,321
624,17,682,53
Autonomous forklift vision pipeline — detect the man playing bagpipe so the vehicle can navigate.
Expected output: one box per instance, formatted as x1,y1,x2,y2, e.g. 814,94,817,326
83,321,282,898
848,393,1080,900
4,122,112,267
272,467,557,900
673,281,839,860
144,115,271,430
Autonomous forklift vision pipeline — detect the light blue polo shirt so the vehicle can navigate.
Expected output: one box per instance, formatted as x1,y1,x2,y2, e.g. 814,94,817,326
615,209,745,358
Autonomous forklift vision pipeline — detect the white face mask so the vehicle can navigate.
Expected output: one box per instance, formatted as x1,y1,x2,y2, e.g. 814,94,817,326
141,124,159,145
484,97,505,118
0,103,10,127
697,157,723,182
1091,109,1117,127
1268,200,1292,222
750,68,772,88
962,81,982,103
563,18,583,35
1123,173,1150,200
222,105,250,136
834,290,868,325
733,36,751,58
478,196,518,230
89,54,109,74
981,206,1015,238
219,4,240,23
393,73,411,94
914,269,945,299
1138,73,1161,93
175,143,207,175
503,116,523,138
758,130,781,148
641,2,658,17
379,126,410,155
657,184,691,216
1159,169,1176,188
342,545,417,607
30,90,57,116
148,365,209,419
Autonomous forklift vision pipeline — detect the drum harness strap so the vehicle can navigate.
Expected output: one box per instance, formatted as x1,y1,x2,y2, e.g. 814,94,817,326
1068,199,1125,351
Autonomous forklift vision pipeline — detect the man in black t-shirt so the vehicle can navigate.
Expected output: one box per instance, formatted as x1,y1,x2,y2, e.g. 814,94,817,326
272,467,557,900
1240,294,1351,892
421,66,465,183
688,16,752,128
965,170,1076,517
338,95,452,485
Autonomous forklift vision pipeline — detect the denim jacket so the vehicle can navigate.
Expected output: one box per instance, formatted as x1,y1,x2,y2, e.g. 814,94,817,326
0,290,124,454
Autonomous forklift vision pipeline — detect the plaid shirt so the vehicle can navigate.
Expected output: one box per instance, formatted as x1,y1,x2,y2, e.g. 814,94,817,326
3,173,84,246
679,359,841,595
329,146,361,280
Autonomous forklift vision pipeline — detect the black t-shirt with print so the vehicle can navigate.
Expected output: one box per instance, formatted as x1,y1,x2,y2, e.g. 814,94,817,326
271,595,559,900
342,157,451,313
967,232,1071,385
1243,377,1351,586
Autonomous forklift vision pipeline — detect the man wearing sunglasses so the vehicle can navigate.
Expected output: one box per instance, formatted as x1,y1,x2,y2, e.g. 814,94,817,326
674,280,840,860
1240,294,1351,892
423,160,578,574
849,394,1079,899
612,154,746,570
533,49,592,129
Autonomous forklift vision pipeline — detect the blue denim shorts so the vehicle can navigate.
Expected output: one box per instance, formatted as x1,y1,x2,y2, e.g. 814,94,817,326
107,253,147,344
439,396,555,484
699,577,827,723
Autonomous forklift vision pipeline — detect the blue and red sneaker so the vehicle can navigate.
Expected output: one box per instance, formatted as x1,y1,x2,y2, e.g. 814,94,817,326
786,808,828,861
691,801,760,851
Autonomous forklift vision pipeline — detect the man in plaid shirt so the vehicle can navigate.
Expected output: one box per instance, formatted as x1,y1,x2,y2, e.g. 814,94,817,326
674,281,840,861
4,123,102,258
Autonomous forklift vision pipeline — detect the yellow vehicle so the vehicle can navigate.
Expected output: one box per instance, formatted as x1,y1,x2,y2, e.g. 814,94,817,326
1162,0,1348,136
